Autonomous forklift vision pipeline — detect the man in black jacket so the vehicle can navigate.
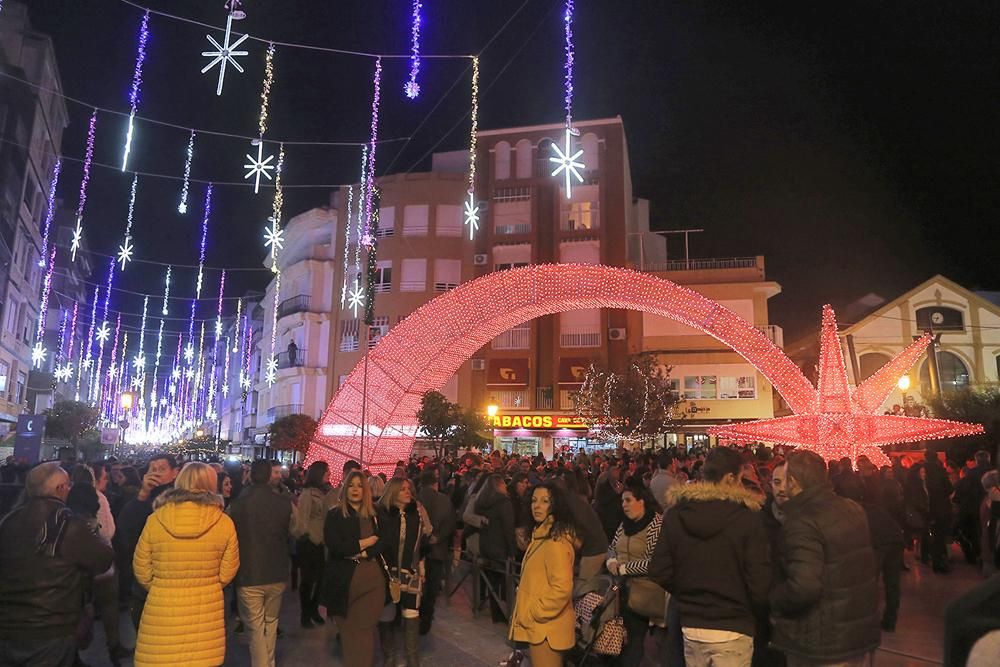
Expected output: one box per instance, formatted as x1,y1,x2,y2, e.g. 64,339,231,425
229,460,302,667
770,451,880,666
650,447,771,667
954,450,991,564
0,462,115,666
417,469,455,634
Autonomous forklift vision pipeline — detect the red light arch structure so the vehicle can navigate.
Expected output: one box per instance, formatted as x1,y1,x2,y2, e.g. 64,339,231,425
305,263,815,477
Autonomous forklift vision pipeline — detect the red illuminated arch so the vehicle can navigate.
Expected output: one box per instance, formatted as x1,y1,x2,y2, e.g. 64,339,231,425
305,264,815,478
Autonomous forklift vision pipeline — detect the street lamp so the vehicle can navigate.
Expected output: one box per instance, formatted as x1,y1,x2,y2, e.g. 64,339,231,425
897,376,910,416
119,391,134,411
118,392,134,457
487,404,499,418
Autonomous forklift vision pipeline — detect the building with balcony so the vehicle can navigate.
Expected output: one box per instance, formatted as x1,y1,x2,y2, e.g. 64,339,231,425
215,292,264,456
0,3,68,434
638,255,782,448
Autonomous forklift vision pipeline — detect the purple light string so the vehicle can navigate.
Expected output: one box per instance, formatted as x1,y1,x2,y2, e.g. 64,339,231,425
362,58,382,246
39,159,61,267
76,109,98,220
196,184,213,298
563,0,575,127
122,10,150,171
36,245,57,341
404,0,422,98
65,301,79,362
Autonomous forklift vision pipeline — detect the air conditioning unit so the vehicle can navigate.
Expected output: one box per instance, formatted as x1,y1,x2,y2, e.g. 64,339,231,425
608,328,627,341
473,253,488,266
471,359,486,371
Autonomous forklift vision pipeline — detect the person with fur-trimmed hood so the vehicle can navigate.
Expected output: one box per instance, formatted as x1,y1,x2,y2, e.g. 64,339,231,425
649,446,771,667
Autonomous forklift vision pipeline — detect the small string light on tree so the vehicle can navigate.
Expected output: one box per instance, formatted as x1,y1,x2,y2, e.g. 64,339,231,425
404,0,422,98
72,109,98,262
122,10,150,171
39,159,61,267
463,56,480,240
178,131,195,213
549,0,585,199
201,10,249,96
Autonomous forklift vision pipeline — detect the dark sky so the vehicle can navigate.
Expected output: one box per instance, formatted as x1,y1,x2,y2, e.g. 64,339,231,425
25,0,1000,342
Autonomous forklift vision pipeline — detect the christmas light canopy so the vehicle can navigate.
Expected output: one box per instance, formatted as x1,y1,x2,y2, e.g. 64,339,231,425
708,305,985,466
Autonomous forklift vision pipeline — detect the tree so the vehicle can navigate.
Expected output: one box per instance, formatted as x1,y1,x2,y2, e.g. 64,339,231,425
269,413,318,458
928,387,1000,465
45,400,100,447
450,407,491,453
573,354,681,447
416,391,453,456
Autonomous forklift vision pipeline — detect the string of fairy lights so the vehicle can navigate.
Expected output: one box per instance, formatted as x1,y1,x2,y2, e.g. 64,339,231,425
19,0,590,447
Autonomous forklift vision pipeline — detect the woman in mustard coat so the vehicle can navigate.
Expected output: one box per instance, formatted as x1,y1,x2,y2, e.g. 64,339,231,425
509,482,577,667
133,462,240,667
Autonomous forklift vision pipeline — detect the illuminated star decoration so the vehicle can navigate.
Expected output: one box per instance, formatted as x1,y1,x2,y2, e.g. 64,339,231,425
70,218,83,261
133,353,145,371
348,280,365,317
549,127,585,198
709,305,986,467
463,191,480,240
184,343,195,363
243,141,275,194
264,216,284,261
265,356,278,385
117,236,134,270
95,321,111,345
55,364,73,382
31,342,46,368
172,368,181,381
201,12,249,96
185,368,194,380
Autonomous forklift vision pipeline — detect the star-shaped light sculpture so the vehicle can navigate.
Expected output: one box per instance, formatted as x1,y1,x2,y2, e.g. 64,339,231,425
107,363,116,379
184,343,195,364
117,236,134,271
463,191,480,240
55,364,74,382
95,321,111,346
221,382,229,397
709,305,985,466
172,367,181,381
265,356,278,385
132,353,145,371
201,13,249,96
240,371,251,390
244,142,275,194
31,342,46,368
348,280,365,317
81,358,93,370
185,368,195,380
70,218,83,261
169,382,177,396
264,216,284,260
549,126,585,199
131,375,143,390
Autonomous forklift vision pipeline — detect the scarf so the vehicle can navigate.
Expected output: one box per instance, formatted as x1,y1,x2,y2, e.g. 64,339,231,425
622,507,655,537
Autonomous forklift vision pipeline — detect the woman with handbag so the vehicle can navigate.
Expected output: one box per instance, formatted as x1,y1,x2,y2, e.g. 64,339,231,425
323,470,386,666
509,482,577,667
606,484,664,666
377,478,432,667
298,461,332,628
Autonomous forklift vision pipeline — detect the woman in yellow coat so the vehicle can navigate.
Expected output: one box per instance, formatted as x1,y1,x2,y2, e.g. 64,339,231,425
509,482,577,667
133,462,240,667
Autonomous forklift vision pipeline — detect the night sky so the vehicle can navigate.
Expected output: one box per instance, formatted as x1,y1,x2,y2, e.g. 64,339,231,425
24,0,1000,342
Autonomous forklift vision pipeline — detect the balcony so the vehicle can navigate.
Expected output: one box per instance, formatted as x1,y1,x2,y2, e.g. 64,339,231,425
487,390,528,410
492,327,530,350
559,327,602,348
645,257,759,272
433,282,459,293
277,294,310,319
536,386,554,410
495,223,532,235
267,403,304,422
756,325,784,348
276,348,307,369
400,281,425,292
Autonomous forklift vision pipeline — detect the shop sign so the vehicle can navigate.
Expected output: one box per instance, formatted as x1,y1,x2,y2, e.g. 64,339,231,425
488,414,588,430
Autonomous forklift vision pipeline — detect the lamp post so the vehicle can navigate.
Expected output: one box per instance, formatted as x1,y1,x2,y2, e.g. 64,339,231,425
118,391,134,457
897,375,910,416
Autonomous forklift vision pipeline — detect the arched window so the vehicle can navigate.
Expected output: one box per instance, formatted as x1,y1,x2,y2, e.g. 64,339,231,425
536,138,556,178
515,139,532,179
858,352,892,382
494,141,511,180
920,351,970,394
581,133,599,173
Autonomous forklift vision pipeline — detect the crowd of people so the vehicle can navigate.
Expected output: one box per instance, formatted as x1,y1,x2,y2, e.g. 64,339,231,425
0,442,998,667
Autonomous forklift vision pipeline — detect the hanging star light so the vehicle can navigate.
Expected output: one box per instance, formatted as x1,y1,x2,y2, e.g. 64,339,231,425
348,280,365,317
122,10,150,171
201,12,249,96
709,305,986,466
265,356,278,385
31,342,47,368
70,218,84,262
243,141,275,194
117,236,134,270
72,109,97,262
55,364,73,382
184,343,195,364
463,191,480,240
264,216,284,260
133,353,145,371
404,0,422,98
95,321,111,345
462,56,480,239
185,367,195,380
550,127,585,197
172,367,181,381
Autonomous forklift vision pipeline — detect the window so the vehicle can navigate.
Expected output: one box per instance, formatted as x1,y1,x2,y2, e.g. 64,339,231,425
683,376,717,400
495,262,529,271
494,141,511,180
15,372,25,405
561,201,599,231
376,206,395,238
0,360,8,393
433,259,461,292
560,309,602,348
374,261,392,293
915,306,964,332
515,139,532,178
339,319,359,352
559,239,601,264
400,258,427,291
859,353,892,382
435,204,462,237
402,205,429,236
920,352,970,394
368,315,389,349
718,376,756,399
494,200,531,235
493,243,531,271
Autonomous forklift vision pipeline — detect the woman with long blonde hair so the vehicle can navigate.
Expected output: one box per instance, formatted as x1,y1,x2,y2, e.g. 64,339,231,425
322,469,387,666
133,461,240,667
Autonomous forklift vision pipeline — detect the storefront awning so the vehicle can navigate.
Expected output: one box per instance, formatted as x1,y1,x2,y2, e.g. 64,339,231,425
558,357,592,386
487,358,529,387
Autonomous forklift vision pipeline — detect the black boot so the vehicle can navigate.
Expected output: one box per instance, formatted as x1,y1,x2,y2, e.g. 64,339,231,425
404,616,421,667
379,621,396,667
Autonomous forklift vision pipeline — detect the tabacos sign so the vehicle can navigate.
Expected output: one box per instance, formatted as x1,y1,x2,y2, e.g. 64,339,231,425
488,414,588,430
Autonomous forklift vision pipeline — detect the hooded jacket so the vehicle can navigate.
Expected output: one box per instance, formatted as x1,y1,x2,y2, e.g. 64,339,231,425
649,482,771,637
133,489,240,667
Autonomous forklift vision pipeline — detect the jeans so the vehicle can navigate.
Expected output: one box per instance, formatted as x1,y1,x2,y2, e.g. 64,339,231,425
0,635,76,667
238,582,286,667
683,634,754,667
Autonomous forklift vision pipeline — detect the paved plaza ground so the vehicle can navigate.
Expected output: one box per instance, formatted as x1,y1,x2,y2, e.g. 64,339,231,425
81,547,988,666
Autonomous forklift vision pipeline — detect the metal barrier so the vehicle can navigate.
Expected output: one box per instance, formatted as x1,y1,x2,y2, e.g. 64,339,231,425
445,548,521,623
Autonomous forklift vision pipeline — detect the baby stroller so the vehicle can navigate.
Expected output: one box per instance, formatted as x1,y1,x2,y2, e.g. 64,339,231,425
567,575,626,666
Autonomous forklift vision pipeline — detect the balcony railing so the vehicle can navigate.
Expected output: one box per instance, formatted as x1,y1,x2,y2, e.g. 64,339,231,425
276,348,307,369
495,223,532,235
400,281,425,292
536,386,554,410
487,390,528,410
433,282,459,293
373,283,391,294
756,325,784,348
559,328,602,348
375,227,395,239
267,403,303,422
277,294,310,319
645,257,759,272
492,327,530,350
